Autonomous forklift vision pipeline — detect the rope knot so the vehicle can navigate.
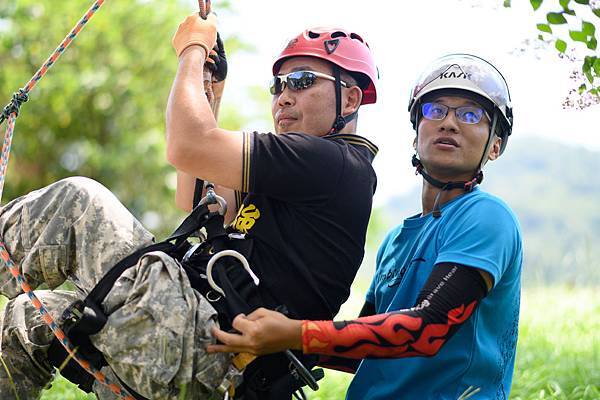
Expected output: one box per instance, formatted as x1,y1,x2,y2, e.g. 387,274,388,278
1,88,29,124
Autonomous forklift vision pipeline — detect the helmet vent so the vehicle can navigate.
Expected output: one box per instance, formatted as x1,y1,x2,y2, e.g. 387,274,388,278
350,33,364,42
307,31,321,39
331,31,347,38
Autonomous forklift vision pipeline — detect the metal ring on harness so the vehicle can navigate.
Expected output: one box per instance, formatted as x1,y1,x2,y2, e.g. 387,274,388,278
199,188,228,216
206,289,222,303
206,249,260,297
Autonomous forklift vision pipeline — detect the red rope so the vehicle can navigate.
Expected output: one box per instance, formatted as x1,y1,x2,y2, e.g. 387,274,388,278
198,0,212,18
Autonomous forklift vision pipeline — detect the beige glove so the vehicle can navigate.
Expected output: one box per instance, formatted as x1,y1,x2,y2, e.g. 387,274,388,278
172,13,217,58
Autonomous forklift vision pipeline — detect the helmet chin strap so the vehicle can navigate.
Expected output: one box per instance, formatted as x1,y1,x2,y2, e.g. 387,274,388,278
412,108,499,218
329,65,357,134
412,154,483,218
476,110,499,171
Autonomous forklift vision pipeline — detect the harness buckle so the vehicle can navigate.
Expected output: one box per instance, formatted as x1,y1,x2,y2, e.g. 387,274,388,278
214,355,251,400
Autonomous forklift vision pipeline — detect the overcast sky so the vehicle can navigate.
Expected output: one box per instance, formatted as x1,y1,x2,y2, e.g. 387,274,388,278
192,0,599,204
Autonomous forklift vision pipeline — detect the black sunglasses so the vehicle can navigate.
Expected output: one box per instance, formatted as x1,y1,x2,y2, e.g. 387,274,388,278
269,70,348,95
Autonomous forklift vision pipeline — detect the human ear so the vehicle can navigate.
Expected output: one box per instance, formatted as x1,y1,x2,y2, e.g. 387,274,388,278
342,86,362,116
488,136,501,161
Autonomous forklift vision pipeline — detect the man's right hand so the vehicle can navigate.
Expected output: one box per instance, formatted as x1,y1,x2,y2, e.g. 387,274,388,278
172,13,217,58
207,308,303,355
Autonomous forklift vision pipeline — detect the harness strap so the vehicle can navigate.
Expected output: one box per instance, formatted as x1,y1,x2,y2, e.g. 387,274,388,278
46,207,215,399
328,65,358,135
193,178,205,209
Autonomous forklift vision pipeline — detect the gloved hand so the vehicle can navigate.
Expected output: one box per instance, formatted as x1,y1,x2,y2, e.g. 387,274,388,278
172,13,217,58
206,32,227,82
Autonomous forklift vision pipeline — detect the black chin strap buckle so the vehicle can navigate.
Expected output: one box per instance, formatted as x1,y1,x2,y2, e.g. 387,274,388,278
463,171,484,192
330,115,346,134
412,154,423,175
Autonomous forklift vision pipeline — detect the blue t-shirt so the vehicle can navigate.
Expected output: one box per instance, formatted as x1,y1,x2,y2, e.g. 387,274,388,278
346,188,522,400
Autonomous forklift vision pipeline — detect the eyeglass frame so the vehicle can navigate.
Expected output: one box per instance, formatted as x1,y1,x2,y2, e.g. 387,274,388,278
421,101,491,125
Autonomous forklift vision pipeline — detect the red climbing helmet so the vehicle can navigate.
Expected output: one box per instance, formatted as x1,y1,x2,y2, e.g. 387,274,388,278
272,27,378,105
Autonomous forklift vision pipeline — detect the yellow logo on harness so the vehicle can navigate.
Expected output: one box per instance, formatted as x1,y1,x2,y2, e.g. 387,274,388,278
233,204,261,233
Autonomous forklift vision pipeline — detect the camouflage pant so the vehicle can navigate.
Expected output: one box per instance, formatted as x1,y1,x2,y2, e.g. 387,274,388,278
0,177,230,399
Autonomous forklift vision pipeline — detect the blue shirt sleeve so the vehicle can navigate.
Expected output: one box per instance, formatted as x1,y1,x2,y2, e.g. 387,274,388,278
435,196,521,287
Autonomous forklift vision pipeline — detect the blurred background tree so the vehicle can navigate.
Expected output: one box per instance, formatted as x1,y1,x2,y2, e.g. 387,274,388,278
0,0,249,238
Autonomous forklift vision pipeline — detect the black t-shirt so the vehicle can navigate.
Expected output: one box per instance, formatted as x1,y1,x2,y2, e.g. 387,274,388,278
228,131,378,321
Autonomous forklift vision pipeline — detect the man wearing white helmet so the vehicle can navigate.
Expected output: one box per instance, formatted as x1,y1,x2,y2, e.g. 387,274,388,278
210,54,523,400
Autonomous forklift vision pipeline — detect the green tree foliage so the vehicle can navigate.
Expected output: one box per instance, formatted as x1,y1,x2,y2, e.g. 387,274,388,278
0,0,247,237
507,0,600,108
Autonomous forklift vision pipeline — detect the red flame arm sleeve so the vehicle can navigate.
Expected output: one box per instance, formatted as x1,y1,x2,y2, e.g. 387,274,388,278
302,263,488,360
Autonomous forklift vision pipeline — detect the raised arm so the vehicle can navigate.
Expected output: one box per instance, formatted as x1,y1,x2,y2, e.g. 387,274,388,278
167,13,244,191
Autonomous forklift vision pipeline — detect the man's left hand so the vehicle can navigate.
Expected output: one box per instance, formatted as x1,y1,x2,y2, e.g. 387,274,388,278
207,308,303,355
206,32,227,82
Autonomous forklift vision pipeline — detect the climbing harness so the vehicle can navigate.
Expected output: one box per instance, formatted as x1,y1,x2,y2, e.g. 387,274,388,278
0,1,320,398
45,179,321,399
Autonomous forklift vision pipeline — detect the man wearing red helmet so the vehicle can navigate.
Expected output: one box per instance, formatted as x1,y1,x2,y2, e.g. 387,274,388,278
209,54,523,399
166,13,381,398
0,12,379,400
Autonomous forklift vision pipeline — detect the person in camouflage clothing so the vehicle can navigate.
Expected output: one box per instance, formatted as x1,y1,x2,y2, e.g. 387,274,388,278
0,12,379,400
0,177,230,399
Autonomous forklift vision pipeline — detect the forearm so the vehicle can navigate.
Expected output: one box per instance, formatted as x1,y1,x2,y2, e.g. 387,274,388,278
302,263,487,360
209,80,225,119
166,46,217,168
302,304,474,359
175,170,197,212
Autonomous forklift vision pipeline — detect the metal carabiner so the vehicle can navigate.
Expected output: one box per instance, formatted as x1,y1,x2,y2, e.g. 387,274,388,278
199,182,228,216
206,249,260,297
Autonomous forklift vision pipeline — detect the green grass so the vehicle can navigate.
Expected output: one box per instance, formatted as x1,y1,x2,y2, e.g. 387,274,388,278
510,287,599,400
1,287,596,399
